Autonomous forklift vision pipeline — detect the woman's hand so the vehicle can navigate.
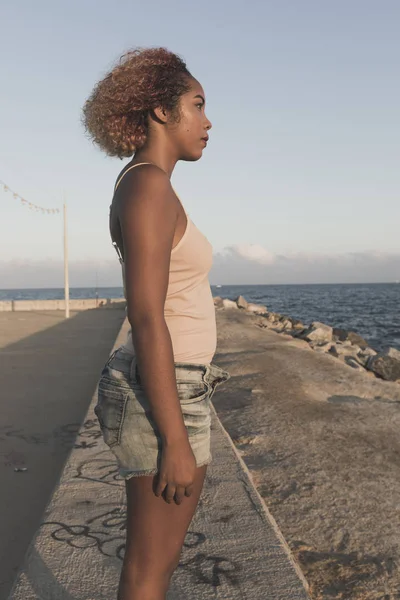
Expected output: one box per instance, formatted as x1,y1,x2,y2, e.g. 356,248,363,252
155,437,197,505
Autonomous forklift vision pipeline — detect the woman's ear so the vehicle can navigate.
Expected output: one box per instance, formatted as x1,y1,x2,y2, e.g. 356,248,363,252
152,106,168,124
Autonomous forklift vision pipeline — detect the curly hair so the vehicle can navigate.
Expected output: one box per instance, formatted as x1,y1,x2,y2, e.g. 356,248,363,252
82,48,192,158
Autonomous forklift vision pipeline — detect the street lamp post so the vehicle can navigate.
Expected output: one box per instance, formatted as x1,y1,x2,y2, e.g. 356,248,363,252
63,201,70,318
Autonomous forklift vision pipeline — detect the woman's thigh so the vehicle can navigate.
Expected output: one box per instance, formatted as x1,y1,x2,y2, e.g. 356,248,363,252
123,464,208,572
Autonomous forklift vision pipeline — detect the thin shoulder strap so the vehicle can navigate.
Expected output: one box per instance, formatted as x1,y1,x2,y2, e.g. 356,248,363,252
114,162,154,193
111,162,153,263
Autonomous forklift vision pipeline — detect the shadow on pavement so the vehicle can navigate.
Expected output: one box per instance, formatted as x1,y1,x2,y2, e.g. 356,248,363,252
0,308,125,599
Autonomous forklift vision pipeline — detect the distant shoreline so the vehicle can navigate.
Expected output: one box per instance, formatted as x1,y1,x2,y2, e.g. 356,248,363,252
0,281,399,294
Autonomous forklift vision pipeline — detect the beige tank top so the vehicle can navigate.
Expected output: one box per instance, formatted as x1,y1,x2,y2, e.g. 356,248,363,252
112,162,217,364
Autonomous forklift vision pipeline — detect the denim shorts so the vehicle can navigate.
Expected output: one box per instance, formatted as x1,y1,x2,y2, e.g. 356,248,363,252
94,347,230,479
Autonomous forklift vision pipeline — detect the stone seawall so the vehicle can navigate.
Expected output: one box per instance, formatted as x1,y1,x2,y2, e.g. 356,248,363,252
0,298,125,312
216,294,400,384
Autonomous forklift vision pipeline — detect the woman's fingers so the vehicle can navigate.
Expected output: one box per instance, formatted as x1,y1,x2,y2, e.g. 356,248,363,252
155,474,167,497
174,485,185,505
184,483,194,497
165,483,176,504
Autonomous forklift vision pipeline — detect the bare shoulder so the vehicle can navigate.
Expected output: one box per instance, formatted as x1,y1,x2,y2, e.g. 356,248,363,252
114,163,177,217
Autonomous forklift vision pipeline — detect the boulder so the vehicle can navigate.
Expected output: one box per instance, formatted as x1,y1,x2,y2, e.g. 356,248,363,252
348,332,369,349
387,347,400,360
356,347,377,367
213,296,224,308
246,303,268,315
292,327,307,338
366,348,400,382
313,342,334,353
289,317,305,329
267,312,280,322
235,295,248,309
333,328,369,350
329,344,361,358
344,356,365,371
222,298,239,310
281,319,293,331
362,347,377,357
302,321,333,345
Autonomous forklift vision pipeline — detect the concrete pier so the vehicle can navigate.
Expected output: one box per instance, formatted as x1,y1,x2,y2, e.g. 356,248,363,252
6,315,310,600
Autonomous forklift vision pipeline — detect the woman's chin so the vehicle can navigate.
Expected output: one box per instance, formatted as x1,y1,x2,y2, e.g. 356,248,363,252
182,149,203,162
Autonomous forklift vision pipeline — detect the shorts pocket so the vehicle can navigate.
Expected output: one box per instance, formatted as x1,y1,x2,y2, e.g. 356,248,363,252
95,381,130,448
176,379,210,404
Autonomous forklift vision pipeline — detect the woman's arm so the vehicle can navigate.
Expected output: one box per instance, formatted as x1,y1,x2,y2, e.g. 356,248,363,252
117,165,189,447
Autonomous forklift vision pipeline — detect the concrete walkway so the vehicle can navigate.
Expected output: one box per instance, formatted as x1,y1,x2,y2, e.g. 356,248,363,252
0,309,126,599
8,316,310,600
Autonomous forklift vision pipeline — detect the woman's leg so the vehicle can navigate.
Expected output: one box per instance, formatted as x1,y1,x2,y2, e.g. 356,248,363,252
118,464,208,600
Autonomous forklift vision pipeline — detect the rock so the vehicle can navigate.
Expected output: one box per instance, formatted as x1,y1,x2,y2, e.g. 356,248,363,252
333,328,369,350
289,318,305,329
356,347,377,367
222,298,239,310
213,296,224,308
281,319,293,331
356,354,370,367
246,303,268,315
313,342,334,353
344,356,365,371
347,332,369,349
367,348,400,382
387,347,400,360
292,327,307,338
235,295,248,309
332,328,347,341
338,340,353,347
329,344,361,358
267,312,280,323
302,322,333,345
362,347,377,357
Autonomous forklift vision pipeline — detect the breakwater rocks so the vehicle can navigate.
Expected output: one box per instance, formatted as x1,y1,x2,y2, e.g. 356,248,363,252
213,295,400,384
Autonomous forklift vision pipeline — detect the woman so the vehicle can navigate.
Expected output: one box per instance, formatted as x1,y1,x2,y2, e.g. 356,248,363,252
82,47,230,600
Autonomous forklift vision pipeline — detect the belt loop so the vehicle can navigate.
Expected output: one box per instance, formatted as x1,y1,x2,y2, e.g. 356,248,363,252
106,349,118,366
203,363,211,386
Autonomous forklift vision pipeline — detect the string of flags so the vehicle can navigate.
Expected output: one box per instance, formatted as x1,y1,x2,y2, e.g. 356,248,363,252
0,179,60,214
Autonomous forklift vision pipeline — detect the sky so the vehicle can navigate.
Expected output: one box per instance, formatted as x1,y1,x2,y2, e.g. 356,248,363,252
1,0,399,287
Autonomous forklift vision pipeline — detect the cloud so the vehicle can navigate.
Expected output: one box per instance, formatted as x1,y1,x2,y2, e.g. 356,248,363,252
211,245,400,284
232,244,276,265
0,259,123,289
0,247,399,288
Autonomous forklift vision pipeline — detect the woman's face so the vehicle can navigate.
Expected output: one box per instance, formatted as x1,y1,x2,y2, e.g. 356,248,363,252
169,78,212,162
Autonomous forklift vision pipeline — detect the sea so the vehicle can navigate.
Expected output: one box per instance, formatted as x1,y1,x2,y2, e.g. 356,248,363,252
1,283,399,352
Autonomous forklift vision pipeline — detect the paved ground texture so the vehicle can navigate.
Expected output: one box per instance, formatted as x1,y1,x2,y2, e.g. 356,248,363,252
213,309,400,599
7,315,310,600
0,309,126,599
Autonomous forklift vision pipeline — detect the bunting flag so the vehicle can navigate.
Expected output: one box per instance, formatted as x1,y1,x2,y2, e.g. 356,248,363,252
0,179,60,214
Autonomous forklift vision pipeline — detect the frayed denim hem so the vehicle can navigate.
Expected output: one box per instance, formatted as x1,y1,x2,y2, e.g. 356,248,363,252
122,468,159,480
196,454,212,468
121,455,212,481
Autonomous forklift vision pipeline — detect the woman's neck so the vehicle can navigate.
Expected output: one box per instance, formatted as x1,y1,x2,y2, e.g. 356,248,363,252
133,139,178,178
